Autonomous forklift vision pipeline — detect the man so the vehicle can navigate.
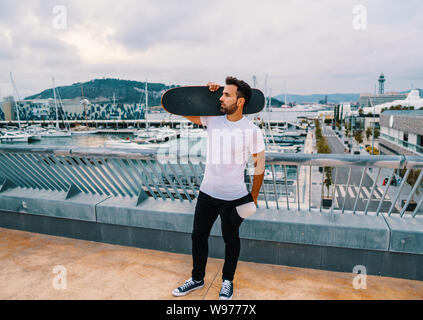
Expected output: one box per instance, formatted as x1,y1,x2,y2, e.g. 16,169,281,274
171,76,265,300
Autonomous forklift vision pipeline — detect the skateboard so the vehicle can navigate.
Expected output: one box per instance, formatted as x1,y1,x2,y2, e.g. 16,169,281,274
161,86,265,116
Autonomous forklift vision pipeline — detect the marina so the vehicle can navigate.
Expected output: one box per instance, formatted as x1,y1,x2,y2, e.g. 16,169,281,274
0,111,312,155
0,110,312,208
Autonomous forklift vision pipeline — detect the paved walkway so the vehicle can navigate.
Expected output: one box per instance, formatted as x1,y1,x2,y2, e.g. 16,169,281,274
1,227,422,300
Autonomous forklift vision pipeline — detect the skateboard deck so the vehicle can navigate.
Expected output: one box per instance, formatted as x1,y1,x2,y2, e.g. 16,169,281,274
161,86,265,116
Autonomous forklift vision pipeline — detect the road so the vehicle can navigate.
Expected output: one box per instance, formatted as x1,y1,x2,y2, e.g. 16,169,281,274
321,124,397,213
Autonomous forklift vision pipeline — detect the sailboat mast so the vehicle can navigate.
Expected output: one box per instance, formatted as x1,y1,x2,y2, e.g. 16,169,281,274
284,80,287,106
9,72,21,130
81,86,88,126
268,87,275,145
57,89,70,130
52,77,59,129
145,80,149,130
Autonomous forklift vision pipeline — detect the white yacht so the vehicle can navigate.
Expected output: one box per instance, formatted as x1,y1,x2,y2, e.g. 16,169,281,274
291,104,326,112
135,127,161,139
0,131,37,143
179,128,207,138
158,126,178,140
71,125,99,135
41,128,72,137
178,122,207,138
135,126,178,142
103,138,169,150
282,130,303,137
267,144,301,153
22,126,43,141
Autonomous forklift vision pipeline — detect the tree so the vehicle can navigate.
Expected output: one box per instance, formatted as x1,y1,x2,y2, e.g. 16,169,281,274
317,141,331,154
324,168,333,198
374,128,380,139
354,130,363,144
400,169,422,202
408,169,422,202
345,121,351,137
365,127,372,140
358,108,364,116
314,119,323,140
315,126,322,140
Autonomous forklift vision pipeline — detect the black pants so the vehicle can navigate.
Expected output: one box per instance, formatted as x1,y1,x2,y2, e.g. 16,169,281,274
191,190,254,282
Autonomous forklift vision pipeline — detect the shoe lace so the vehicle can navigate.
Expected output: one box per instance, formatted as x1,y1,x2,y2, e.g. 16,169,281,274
220,280,232,296
180,278,195,291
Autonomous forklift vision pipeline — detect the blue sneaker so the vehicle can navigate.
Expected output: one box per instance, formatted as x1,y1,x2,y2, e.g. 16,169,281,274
219,280,233,300
172,277,204,296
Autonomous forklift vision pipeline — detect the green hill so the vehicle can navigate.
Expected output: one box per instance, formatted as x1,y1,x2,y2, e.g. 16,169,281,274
25,78,178,105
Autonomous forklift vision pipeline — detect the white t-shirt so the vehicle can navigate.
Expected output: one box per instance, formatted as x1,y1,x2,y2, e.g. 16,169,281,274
199,115,265,200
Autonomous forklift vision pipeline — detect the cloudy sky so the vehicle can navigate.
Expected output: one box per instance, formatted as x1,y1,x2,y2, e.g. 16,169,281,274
0,0,422,98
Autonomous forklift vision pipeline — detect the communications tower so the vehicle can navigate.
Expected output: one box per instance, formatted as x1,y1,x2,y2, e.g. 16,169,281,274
378,73,385,95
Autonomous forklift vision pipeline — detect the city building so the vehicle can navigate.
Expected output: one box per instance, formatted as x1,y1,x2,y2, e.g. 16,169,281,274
318,110,334,121
2,96,16,121
339,103,361,120
379,110,423,155
1,96,147,122
359,92,407,108
363,90,423,114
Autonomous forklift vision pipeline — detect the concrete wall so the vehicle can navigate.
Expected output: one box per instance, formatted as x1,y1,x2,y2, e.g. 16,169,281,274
1,186,423,280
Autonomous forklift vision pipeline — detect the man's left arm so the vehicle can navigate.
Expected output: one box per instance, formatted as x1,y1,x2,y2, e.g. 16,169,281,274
250,150,265,205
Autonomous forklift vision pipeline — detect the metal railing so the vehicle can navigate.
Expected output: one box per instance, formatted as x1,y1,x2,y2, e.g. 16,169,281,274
1,145,422,218
380,133,423,155
264,153,407,215
0,145,205,203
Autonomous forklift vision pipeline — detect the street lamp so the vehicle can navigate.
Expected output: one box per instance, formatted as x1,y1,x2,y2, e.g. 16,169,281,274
369,97,375,155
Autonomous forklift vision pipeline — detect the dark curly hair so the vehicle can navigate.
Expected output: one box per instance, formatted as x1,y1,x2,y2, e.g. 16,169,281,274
225,76,252,106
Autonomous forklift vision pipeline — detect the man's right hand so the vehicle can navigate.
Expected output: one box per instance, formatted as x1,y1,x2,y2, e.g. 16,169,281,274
207,82,220,92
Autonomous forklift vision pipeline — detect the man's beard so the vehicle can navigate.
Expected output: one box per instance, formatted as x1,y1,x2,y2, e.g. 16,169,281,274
220,101,238,115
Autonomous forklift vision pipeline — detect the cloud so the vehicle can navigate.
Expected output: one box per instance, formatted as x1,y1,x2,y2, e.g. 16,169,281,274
0,0,423,99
